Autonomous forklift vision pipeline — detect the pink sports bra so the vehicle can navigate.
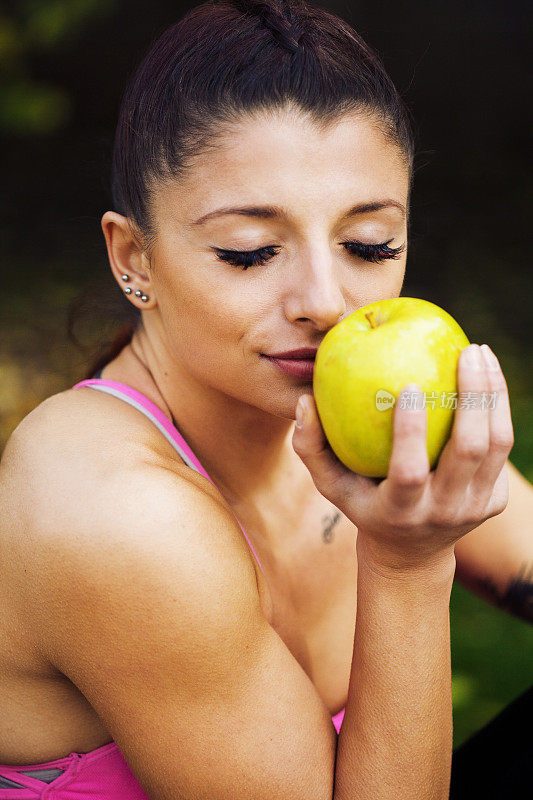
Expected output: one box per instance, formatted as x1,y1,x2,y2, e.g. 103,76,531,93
0,377,345,798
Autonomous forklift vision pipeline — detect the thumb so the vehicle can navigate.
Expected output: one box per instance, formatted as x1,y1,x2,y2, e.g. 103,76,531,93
292,394,351,504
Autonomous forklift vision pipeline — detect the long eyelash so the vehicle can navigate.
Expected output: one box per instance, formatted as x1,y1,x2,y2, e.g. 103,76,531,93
343,239,406,263
213,239,405,270
214,246,280,270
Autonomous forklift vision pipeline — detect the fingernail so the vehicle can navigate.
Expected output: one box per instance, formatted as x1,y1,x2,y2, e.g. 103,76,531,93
464,344,483,370
295,399,305,428
480,344,500,372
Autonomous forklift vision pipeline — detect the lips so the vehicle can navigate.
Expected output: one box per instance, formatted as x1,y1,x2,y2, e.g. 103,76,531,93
262,352,317,381
266,347,318,359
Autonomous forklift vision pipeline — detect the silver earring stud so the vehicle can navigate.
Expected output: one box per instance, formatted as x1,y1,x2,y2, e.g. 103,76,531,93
121,274,130,282
141,294,149,302
124,287,132,294
134,289,142,297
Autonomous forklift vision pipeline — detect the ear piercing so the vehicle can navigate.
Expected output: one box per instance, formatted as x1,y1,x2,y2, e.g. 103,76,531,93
121,274,149,302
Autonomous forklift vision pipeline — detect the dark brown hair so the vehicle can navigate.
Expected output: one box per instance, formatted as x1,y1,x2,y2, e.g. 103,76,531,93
71,0,417,379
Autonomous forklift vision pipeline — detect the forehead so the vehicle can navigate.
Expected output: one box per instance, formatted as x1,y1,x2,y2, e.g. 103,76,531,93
154,108,409,225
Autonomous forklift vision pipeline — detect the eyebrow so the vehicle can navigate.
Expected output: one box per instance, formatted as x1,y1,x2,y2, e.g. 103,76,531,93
189,199,406,227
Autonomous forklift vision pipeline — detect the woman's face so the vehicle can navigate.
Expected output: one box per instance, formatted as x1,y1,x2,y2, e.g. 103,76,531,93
146,107,410,418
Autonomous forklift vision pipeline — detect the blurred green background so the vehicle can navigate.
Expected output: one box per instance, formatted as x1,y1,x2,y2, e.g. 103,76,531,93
0,0,531,749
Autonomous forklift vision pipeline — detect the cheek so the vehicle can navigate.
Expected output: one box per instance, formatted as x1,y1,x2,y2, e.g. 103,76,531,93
385,260,407,296
159,268,256,362
344,259,406,306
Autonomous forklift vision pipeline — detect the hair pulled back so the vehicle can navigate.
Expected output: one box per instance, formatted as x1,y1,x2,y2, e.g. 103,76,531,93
230,0,305,53
74,0,417,378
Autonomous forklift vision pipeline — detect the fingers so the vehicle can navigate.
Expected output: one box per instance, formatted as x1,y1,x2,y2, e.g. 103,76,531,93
292,394,375,508
477,462,510,522
432,344,491,507
468,345,514,505
385,383,430,509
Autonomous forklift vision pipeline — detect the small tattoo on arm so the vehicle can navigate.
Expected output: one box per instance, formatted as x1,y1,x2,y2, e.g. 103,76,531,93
322,511,342,543
477,562,533,624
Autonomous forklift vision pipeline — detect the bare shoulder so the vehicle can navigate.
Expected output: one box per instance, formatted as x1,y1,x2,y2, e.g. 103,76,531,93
1,384,223,521
0,386,248,614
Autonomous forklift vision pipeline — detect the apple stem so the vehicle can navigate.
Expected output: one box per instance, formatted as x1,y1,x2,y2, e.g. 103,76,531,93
365,310,377,329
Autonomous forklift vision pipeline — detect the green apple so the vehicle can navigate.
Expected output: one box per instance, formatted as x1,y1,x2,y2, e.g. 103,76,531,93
313,297,470,477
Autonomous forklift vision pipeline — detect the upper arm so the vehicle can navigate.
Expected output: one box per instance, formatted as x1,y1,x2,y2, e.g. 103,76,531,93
454,461,533,582
8,410,336,800
454,460,533,608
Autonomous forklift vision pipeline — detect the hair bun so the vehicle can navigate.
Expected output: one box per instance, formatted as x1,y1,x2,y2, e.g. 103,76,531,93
230,0,304,54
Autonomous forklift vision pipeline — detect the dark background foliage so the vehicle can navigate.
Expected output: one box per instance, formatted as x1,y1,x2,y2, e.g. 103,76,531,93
0,0,531,747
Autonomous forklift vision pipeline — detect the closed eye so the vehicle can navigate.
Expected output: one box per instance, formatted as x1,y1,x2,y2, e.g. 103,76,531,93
213,245,281,269
213,240,405,270
343,239,406,264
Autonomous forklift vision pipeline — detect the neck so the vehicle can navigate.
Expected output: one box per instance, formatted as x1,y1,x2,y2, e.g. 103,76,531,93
111,322,313,554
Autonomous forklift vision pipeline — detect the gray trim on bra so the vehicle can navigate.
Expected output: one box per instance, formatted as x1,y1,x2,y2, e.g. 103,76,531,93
82,384,199,472
0,767,65,787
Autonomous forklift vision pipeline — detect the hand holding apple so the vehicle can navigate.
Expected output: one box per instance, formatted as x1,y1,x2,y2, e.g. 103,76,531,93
292,313,514,571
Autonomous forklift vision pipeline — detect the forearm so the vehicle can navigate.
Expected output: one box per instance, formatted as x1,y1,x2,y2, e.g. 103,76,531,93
333,541,457,800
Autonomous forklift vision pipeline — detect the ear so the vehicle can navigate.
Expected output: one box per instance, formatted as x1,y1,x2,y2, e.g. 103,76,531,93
101,211,156,309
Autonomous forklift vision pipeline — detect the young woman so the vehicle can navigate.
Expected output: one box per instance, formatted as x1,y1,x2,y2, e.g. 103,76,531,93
0,1,528,798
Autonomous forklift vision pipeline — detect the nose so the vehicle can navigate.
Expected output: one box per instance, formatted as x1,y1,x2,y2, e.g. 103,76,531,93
283,247,347,332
